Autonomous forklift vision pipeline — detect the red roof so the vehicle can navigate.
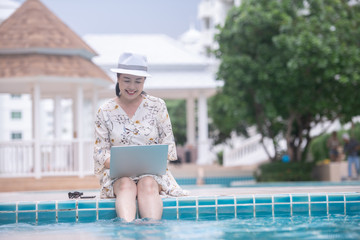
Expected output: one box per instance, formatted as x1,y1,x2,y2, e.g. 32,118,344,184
0,0,112,83
0,0,96,54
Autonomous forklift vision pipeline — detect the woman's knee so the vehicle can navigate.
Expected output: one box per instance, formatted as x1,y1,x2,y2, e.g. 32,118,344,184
137,177,160,195
113,177,136,195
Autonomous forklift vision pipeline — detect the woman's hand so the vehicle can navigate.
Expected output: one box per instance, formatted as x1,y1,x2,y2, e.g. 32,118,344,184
104,158,110,169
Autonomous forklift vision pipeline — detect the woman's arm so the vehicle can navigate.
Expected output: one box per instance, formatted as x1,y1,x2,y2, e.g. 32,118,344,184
93,108,111,174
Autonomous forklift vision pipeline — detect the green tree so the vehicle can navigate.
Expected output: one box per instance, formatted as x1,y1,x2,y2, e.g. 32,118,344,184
211,0,360,161
166,99,187,146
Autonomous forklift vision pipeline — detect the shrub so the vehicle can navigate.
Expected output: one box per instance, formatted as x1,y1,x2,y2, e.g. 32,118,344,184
254,161,315,182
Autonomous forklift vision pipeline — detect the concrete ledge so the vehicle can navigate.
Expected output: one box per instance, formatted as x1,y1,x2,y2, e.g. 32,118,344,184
169,163,255,178
312,161,350,181
0,176,100,192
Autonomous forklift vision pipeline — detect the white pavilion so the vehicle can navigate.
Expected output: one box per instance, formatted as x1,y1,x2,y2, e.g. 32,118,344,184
0,0,223,178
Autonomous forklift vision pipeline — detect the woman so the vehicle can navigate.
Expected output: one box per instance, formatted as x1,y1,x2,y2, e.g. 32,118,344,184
327,131,340,162
93,52,188,222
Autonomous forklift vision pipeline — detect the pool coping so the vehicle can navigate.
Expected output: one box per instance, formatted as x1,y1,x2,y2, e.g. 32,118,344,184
1,187,359,224
1,184,359,202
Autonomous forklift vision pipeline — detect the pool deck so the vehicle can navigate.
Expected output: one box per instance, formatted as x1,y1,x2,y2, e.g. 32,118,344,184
0,164,359,202
0,184,359,202
0,164,254,192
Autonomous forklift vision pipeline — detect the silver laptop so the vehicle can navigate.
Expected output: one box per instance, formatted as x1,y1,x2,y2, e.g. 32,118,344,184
109,144,168,178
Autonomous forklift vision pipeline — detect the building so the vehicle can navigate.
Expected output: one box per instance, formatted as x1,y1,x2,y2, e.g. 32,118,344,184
197,0,241,55
0,0,225,178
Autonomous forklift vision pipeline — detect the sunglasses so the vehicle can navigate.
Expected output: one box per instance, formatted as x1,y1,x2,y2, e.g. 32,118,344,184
68,191,95,199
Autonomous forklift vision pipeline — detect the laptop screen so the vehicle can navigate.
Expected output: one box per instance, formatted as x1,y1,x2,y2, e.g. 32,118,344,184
109,144,168,178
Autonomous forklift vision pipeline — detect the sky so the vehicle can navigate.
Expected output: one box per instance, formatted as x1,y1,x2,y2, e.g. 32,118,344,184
15,0,202,39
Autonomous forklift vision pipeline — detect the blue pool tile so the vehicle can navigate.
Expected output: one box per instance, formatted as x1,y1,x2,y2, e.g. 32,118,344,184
18,212,36,223
310,203,327,216
178,198,196,207
198,206,216,220
310,195,327,202
0,203,16,212
274,194,290,203
255,204,272,217
236,205,254,218
163,199,177,207
18,202,36,211
58,201,76,210
38,201,56,211
292,203,309,216
346,202,360,215
38,211,56,224
292,194,309,203
274,204,291,217
98,210,117,220
78,210,97,223
217,206,235,220
178,207,196,220
329,202,345,215
236,195,254,204
175,178,196,185
78,201,96,209
328,194,344,202
198,197,216,206
0,212,16,224
58,211,76,223
98,200,115,209
162,208,177,220
346,194,360,202
255,196,272,204
217,197,234,205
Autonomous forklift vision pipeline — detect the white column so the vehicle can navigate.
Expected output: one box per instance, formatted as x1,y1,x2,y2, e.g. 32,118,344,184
32,84,41,178
197,93,210,165
54,95,62,171
92,88,99,121
54,95,62,139
186,96,196,146
72,96,77,139
76,85,84,178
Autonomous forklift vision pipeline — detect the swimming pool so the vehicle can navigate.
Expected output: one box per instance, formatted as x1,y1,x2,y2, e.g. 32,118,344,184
0,178,359,239
1,215,359,239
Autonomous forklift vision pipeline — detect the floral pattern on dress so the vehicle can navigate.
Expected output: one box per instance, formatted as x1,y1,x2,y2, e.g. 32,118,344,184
93,94,189,198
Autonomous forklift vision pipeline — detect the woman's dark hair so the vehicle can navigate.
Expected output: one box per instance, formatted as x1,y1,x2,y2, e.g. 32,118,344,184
115,82,120,97
115,73,121,97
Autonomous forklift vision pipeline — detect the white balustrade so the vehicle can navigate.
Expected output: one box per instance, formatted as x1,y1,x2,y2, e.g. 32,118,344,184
0,139,94,178
223,135,273,167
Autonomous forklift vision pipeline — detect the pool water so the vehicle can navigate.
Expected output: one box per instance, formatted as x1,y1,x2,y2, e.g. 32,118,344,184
1,215,359,240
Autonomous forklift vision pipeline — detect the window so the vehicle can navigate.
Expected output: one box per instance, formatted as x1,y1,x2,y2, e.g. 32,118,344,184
204,17,212,30
11,132,22,140
11,94,21,99
11,111,22,119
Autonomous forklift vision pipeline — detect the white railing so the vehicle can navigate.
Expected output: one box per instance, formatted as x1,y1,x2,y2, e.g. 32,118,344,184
0,139,94,178
223,134,273,166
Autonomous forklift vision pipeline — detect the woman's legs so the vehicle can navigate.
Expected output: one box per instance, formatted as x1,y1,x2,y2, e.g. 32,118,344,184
137,176,163,220
113,177,137,222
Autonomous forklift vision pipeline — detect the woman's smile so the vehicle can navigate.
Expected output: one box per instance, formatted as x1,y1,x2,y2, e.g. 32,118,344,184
125,89,137,95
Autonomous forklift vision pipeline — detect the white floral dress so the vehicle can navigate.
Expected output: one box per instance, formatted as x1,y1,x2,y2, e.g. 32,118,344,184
93,94,188,198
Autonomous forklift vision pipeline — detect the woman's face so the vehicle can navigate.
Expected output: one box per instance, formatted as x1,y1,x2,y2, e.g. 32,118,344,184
118,74,145,101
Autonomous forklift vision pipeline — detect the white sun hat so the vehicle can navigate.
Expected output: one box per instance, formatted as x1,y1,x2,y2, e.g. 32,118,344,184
110,52,151,77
